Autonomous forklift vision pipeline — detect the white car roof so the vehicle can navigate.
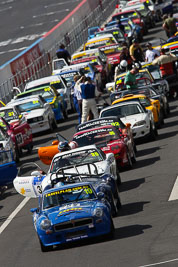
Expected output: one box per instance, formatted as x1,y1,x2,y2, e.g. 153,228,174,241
72,48,100,58
59,62,92,72
86,33,116,42
25,75,62,90
122,3,144,11
53,145,98,159
7,95,41,107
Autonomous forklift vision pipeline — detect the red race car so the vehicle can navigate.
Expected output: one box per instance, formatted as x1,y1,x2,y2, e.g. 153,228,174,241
0,107,33,156
73,124,134,169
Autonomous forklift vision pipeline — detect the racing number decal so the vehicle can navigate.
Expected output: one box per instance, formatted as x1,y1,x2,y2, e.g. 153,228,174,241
37,185,42,194
109,131,115,135
8,112,14,116
91,152,99,157
111,122,120,127
16,133,23,145
33,101,38,104
84,188,93,194
44,87,50,91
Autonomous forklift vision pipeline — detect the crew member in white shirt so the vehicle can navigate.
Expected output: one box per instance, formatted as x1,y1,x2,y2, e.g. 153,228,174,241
145,43,160,63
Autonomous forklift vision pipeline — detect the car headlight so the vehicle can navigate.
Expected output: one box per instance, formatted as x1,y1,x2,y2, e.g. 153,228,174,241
37,116,44,121
93,208,103,217
40,219,51,230
133,120,146,127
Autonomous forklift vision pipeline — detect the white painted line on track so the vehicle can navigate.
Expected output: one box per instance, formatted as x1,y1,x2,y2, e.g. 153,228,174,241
139,258,178,267
0,197,30,234
33,9,69,18
45,0,80,8
168,176,178,201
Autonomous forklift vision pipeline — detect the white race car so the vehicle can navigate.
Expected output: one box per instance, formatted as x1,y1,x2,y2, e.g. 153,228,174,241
7,95,57,134
100,101,157,141
13,145,121,198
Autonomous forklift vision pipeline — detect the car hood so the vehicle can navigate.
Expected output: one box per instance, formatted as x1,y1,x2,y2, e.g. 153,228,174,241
120,113,147,127
46,201,97,224
22,109,45,119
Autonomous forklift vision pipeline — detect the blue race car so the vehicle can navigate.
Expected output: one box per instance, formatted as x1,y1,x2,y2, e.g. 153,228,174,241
88,26,100,39
0,149,17,192
30,182,115,252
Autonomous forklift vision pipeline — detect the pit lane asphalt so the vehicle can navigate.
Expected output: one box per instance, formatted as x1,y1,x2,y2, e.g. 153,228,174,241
0,0,82,65
1,23,178,267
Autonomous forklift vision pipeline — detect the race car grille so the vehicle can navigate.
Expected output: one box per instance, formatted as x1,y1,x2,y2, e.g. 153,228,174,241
54,218,93,232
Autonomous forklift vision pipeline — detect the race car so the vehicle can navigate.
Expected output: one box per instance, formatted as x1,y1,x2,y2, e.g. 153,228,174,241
0,149,17,189
96,27,128,45
100,101,157,141
112,93,162,128
8,95,57,134
0,108,33,155
83,34,118,51
11,85,67,121
77,116,136,158
30,182,115,251
72,125,134,169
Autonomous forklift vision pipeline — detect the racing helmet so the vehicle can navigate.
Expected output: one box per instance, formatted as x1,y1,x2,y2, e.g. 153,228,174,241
58,141,71,152
120,60,128,71
69,141,78,150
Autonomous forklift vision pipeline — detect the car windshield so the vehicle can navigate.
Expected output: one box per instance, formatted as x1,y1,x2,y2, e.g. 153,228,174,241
97,30,124,39
43,184,96,209
73,128,120,147
113,11,139,20
101,104,143,118
137,6,147,16
85,38,116,50
15,100,43,112
53,60,67,70
89,27,99,36
0,108,18,122
17,87,55,100
139,97,151,107
50,149,103,173
101,45,122,55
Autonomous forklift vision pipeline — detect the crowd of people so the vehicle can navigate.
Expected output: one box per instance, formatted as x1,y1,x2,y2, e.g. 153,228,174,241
55,13,178,124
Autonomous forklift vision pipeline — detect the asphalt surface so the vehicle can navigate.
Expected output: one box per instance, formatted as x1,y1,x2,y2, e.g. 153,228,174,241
0,0,82,66
1,12,178,267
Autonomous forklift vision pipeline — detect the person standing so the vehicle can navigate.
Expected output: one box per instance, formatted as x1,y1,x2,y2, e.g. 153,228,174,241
129,39,144,63
56,44,71,65
80,76,99,123
73,75,83,124
162,14,177,38
145,43,160,62
124,67,139,90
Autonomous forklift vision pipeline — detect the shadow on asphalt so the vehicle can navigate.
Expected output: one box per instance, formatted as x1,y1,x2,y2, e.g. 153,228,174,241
133,156,160,169
32,136,56,146
161,119,178,128
157,130,178,140
117,201,150,217
119,177,146,192
0,215,8,223
114,224,152,239
166,109,178,118
136,146,160,157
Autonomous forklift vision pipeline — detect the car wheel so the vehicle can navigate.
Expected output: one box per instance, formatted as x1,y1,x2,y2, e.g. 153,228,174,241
107,217,115,239
127,151,133,169
14,146,20,163
131,148,137,164
149,123,156,141
116,168,121,186
39,239,53,252
52,117,58,129
27,143,33,154
133,142,137,154
111,192,118,217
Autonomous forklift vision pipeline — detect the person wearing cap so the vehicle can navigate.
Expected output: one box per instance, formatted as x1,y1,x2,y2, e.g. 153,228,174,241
162,14,177,38
152,47,178,78
145,43,160,63
124,67,139,90
129,39,144,63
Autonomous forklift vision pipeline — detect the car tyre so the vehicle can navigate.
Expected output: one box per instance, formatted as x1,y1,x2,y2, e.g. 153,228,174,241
27,143,33,154
39,239,53,252
131,148,137,164
149,123,156,141
116,168,121,186
127,151,133,169
107,217,115,239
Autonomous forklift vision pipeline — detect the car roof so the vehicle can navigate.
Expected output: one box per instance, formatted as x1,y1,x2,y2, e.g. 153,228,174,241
53,145,98,159
85,33,115,42
25,75,62,89
72,48,101,58
7,95,42,106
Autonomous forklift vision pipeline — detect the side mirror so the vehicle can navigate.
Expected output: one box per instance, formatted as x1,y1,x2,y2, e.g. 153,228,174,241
97,192,105,200
52,140,59,145
30,208,39,213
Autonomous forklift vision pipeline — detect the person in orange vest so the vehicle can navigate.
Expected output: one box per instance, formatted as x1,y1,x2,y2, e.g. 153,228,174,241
152,47,178,78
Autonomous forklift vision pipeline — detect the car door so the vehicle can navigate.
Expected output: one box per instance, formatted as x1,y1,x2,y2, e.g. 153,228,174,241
0,150,17,186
